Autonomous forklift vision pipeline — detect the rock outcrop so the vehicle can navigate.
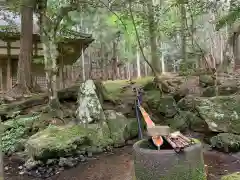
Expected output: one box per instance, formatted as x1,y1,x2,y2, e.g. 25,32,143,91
105,110,138,147
25,123,112,160
210,133,240,153
76,80,106,124
196,96,240,134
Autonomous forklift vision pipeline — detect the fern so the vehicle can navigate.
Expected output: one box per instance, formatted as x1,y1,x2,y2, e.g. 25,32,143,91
216,6,240,31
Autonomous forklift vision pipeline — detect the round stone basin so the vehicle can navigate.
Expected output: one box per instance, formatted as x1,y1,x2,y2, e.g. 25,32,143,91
133,139,207,180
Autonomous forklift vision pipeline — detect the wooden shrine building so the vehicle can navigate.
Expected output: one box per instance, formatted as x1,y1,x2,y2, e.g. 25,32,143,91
0,9,93,92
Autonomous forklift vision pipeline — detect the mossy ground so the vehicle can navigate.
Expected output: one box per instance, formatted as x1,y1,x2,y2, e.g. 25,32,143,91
104,76,155,100
221,172,240,180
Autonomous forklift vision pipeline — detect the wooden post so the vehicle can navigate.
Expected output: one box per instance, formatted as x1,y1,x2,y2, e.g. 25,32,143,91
6,42,12,90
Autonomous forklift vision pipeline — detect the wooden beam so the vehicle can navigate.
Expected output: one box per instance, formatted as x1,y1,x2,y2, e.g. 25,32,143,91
6,42,12,90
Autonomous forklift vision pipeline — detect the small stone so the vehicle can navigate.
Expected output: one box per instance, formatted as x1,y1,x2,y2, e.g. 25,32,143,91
58,157,77,168
126,140,135,145
46,159,57,165
19,171,25,175
18,166,23,170
24,158,41,170
4,166,9,170
59,167,64,171
79,155,86,162
87,151,93,157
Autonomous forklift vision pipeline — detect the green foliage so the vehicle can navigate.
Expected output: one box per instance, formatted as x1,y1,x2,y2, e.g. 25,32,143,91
2,115,40,154
216,6,240,31
2,125,28,153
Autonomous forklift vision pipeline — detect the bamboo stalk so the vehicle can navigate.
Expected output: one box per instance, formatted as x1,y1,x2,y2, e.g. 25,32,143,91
164,136,181,152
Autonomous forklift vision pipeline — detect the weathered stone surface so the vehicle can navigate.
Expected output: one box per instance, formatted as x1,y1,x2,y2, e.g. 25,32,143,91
202,86,217,97
105,110,138,147
221,172,240,180
196,96,240,134
177,95,196,111
157,96,177,118
210,133,240,152
25,123,112,160
133,139,206,180
76,80,106,124
24,158,42,170
167,111,206,132
199,75,217,87
167,112,190,131
58,157,78,167
202,81,239,97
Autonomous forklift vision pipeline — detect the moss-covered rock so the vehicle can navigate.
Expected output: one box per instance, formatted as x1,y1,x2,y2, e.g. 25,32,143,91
167,111,205,132
202,83,239,97
201,86,216,97
25,123,113,160
177,95,196,111
127,118,139,138
76,80,106,124
166,112,190,131
210,133,240,152
105,110,138,147
221,172,240,180
157,96,177,118
196,96,240,134
144,90,161,110
199,75,216,87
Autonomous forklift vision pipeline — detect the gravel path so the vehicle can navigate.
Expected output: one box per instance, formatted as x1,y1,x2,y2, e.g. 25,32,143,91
4,146,240,180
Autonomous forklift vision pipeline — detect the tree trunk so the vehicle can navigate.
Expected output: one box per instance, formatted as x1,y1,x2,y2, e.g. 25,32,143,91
81,48,86,81
147,1,160,74
88,49,93,79
161,45,165,74
136,48,141,78
112,41,117,80
233,33,240,69
42,36,60,109
17,0,34,91
144,62,148,76
180,3,187,68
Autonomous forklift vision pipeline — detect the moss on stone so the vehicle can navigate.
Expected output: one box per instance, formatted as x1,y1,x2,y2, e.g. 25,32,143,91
105,110,138,147
157,96,177,118
196,96,240,134
127,118,139,138
199,75,215,87
167,111,205,132
192,138,201,144
210,133,240,152
104,76,154,100
25,123,113,160
221,172,240,180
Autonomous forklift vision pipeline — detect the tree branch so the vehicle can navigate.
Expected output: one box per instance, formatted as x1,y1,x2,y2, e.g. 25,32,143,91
128,0,157,77
53,2,79,37
98,0,128,34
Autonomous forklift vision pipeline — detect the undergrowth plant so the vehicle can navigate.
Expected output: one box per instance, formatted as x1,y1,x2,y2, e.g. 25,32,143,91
2,124,28,154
